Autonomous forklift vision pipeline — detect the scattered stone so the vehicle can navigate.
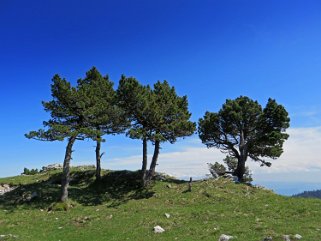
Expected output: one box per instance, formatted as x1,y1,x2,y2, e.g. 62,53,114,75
75,216,91,224
96,209,100,212
263,237,273,241
74,165,95,171
166,184,172,189
294,234,302,240
107,214,113,219
165,213,170,218
283,235,291,241
0,234,18,239
58,227,63,229
219,234,234,241
42,163,62,172
153,225,165,233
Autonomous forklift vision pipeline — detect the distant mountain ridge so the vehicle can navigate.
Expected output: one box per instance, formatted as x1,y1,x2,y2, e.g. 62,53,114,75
293,189,321,199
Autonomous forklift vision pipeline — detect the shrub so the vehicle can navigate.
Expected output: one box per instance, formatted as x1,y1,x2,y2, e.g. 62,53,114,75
22,167,40,175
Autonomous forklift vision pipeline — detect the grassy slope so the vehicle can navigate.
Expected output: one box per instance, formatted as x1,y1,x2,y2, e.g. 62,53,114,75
0,168,320,241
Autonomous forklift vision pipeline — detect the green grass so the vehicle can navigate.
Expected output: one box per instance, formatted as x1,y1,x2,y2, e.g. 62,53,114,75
0,168,320,240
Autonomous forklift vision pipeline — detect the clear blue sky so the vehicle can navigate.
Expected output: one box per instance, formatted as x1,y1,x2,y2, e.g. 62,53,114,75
1,0,321,195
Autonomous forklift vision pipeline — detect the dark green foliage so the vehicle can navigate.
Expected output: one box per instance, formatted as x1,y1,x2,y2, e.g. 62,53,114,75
77,67,129,180
118,77,196,183
199,96,290,182
151,80,196,144
208,162,226,178
77,67,129,136
117,75,153,141
22,168,40,175
25,74,96,142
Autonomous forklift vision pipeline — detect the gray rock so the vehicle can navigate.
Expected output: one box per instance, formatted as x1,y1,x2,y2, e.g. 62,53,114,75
165,213,170,218
283,235,291,241
263,237,273,241
0,184,16,195
219,234,234,241
31,191,38,199
42,163,62,171
294,234,302,240
153,225,165,233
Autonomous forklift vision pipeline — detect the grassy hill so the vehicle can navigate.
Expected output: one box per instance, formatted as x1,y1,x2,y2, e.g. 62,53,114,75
0,167,320,241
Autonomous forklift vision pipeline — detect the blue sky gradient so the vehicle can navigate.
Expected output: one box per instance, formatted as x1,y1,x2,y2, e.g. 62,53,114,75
1,0,321,195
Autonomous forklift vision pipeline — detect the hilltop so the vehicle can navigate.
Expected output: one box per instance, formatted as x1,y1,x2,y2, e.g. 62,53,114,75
0,167,320,241
293,190,321,199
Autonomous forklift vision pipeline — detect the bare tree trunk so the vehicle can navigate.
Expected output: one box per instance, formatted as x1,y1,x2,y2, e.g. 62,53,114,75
95,135,102,181
146,140,160,182
60,136,77,202
234,130,247,182
234,156,246,182
142,137,148,184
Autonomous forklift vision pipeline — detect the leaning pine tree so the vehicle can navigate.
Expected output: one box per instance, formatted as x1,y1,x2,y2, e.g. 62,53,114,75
198,96,290,182
25,75,95,202
145,80,196,183
77,67,129,181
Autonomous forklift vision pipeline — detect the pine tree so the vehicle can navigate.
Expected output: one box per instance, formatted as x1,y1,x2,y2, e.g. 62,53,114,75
145,81,196,182
198,96,290,182
117,76,153,182
77,67,129,181
25,75,96,202
118,78,196,185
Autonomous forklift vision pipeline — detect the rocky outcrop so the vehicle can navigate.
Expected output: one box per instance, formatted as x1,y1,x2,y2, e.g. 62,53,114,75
0,184,16,195
42,163,62,171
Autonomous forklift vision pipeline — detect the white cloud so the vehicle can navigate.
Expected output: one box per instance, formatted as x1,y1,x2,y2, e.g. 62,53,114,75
101,127,321,184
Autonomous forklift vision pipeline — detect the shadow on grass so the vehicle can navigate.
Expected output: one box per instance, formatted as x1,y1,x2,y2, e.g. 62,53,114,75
0,170,158,210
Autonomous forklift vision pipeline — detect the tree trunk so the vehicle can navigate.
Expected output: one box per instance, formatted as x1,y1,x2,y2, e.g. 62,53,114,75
234,130,247,182
60,135,77,202
146,140,160,182
141,137,148,184
142,137,148,172
95,136,102,181
234,156,246,182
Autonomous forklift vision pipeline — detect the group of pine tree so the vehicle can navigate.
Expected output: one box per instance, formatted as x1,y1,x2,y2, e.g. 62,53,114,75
26,67,290,202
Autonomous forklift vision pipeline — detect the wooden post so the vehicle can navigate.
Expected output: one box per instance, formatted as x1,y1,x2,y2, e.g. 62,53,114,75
188,177,192,192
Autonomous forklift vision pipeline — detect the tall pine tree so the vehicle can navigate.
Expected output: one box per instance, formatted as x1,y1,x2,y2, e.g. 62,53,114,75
145,80,196,182
77,67,129,181
118,78,196,185
26,75,97,202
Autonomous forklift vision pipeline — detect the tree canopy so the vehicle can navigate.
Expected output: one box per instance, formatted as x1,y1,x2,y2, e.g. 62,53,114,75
198,96,290,182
